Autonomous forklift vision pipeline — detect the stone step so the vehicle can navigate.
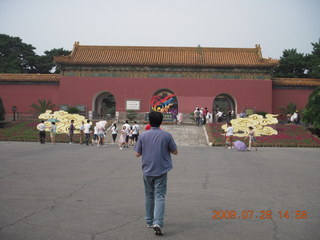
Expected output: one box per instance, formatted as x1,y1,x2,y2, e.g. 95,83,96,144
105,123,209,147
159,124,208,146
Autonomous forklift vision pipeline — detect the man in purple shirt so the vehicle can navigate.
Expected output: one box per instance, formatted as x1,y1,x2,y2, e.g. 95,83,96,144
134,111,178,236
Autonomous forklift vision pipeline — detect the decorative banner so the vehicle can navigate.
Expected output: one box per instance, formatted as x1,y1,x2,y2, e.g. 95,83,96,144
221,114,279,137
38,110,91,134
150,90,178,115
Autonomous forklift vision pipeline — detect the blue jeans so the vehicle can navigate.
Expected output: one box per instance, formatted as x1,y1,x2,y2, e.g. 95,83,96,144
143,173,167,227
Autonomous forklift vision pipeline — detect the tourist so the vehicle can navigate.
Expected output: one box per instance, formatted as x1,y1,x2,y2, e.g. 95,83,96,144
97,123,105,147
134,111,177,236
119,125,127,149
79,121,85,144
240,110,247,118
194,107,200,126
84,120,91,145
176,112,183,125
245,126,257,151
225,122,234,149
50,122,57,144
37,120,46,144
92,123,99,146
128,126,133,146
290,110,300,124
68,120,75,144
110,123,118,144
203,107,208,124
123,120,131,147
216,110,223,122
132,121,140,144
206,111,212,123
227,108,232,121
145,123,151,130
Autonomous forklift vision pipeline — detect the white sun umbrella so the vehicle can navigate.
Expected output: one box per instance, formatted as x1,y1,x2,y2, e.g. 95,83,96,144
96,120,107,128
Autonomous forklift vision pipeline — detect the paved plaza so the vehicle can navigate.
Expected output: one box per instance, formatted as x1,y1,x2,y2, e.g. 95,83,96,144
0,141,319,240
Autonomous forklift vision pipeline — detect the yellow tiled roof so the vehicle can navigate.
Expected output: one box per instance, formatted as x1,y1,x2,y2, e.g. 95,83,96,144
0,74,60,82
272,78,320,87
54,42,278,68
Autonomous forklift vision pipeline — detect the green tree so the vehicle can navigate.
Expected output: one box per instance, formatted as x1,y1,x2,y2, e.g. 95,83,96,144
36,48,71,73
126,110,137,121
0,97,5,121
0,34,38,73
273,49,307,78
0,34,71,74
302,87,320,128
306,40,320,78
30,99,56,113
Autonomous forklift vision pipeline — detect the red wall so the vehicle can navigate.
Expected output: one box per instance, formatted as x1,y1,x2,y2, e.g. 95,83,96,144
0,84,59,114
272,89,312,113
59,76,273,114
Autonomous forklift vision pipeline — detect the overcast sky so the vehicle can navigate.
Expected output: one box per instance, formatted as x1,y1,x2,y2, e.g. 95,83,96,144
0,0,319,59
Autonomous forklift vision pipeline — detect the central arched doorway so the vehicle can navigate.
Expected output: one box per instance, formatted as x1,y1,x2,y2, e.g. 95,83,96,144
213,94,236,122
93,91,116,119
150,89,178,115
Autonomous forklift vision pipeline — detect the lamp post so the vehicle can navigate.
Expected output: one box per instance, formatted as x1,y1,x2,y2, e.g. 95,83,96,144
12,106,17,121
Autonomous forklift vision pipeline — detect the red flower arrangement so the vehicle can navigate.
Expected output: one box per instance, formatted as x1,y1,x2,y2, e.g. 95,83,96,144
205,123,320,147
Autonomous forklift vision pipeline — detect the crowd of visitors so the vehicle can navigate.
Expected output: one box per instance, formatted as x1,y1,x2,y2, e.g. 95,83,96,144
36,119,140,149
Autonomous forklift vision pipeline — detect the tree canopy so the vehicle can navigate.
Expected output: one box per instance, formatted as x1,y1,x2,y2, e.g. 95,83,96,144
303,87,320,128
0,34,70,74
273,40,320,78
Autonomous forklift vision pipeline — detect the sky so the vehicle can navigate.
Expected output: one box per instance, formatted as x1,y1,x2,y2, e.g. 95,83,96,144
0,0,319,59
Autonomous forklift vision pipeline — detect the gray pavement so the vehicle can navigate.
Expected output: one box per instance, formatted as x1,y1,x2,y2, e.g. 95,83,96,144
0,141,319,240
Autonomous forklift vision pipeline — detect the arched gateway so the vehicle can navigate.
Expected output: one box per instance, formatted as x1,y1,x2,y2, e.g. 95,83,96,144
150,89,178,115
93,91,116,119
213,94,236,121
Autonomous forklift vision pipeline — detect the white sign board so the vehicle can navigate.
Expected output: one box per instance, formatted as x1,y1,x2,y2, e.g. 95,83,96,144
126,100,141,110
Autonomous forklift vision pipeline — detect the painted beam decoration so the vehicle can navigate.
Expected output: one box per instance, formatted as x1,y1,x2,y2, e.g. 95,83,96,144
222,114,279,137
38,110,90,134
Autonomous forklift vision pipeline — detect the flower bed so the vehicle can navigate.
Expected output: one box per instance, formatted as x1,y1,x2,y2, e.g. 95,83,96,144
205,123,320,147
0,120,111,143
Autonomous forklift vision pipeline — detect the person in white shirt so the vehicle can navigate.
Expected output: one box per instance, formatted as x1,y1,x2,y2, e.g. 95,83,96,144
79,121,85,144
110,123,118,144
225,122,234,149
36,120,46,144
216,110,223,122
84,120,91,145
122,120,131,148
92,124,99,146
132,121,140,144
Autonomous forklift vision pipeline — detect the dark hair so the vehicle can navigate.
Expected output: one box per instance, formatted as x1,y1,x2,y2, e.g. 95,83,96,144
149,111,163,127
134,121,137,124
249,126,254,130
113,123,117,128
71,120,74,123
87,120,90,123
52,122,56,125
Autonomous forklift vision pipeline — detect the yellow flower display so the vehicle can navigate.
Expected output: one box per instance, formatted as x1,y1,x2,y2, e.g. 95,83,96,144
38,110,90,134
221,114,279,137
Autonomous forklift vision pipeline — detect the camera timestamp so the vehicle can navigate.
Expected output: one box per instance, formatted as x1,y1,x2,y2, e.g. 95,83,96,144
212,210,308,220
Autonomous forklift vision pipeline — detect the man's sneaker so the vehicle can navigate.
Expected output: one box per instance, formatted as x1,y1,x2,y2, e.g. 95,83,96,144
147,224,153,228
153,224,163,236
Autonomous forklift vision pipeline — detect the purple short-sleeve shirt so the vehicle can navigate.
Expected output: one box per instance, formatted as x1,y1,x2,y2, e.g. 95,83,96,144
134,127,177,176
